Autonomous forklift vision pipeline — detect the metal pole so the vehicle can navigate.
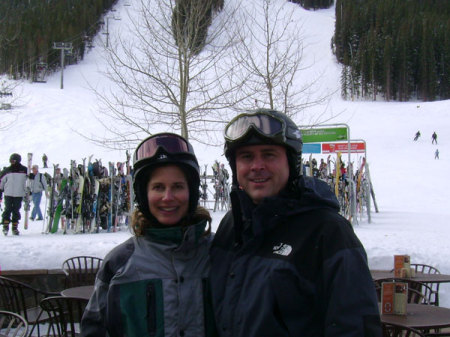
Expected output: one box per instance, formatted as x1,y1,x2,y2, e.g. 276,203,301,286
60,48,64,89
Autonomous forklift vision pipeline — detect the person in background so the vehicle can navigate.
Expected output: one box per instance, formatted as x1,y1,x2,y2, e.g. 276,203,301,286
210,109,381,336
42,153,48,168
432,131,438,144
81,133,217,337
435,149,439,160
1,153,27,235
53,166,64,191
414,130,421,141
29,164,48,221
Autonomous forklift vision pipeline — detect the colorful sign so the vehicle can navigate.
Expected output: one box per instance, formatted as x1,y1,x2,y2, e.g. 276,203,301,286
302,143,321,154
301,127,348,143
322,142,365,154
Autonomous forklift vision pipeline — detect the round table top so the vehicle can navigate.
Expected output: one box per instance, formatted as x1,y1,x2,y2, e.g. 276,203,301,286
380,303,450,329
61,285,94,300
371,270,450,283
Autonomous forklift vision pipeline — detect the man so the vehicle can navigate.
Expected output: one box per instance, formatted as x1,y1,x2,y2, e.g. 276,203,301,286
29,164,48,221
210,109,381,336
1,153,28,235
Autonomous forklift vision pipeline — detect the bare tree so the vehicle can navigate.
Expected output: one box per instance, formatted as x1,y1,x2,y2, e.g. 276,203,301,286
87,0,243,150
231,0,333,121
0,77,26,131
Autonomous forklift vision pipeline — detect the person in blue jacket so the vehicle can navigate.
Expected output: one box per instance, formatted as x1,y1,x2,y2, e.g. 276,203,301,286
29,164,48,221
210,109,381,336
81,133,217,337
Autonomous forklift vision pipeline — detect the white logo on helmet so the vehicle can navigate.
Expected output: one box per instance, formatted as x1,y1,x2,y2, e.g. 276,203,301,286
293,130,301,139
157,154,168,160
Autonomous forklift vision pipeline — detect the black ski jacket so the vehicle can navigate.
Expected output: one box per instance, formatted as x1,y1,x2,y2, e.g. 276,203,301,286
210,176,381,337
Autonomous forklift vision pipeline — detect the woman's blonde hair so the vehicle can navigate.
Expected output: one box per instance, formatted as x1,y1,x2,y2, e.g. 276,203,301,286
131,205,212,237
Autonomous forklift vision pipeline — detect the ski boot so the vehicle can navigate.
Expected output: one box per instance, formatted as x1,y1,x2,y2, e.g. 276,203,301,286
11,222,19,236
2,220,9,236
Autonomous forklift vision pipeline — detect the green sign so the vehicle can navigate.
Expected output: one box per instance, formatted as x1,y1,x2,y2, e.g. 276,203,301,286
300,127,348,143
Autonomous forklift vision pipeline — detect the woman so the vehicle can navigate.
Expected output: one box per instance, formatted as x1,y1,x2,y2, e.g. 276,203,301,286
81,133,216,337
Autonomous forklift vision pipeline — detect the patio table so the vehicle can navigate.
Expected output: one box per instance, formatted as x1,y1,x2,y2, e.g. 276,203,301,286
380,303,450,331
371,270,450,284
61,285,94,301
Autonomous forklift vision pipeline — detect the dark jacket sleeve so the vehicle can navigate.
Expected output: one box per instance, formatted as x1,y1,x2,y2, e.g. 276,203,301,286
322,219,381,337
81,240,135,337
80,279,109,337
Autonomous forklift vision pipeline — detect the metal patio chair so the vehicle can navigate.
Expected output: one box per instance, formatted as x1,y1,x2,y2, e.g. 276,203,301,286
38,296,88,337
61,256,103,288
410,264,441,306
0,276,57,337
0,310,28,337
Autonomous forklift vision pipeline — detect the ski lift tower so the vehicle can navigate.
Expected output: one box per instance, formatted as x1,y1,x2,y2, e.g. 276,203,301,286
53,42,73,89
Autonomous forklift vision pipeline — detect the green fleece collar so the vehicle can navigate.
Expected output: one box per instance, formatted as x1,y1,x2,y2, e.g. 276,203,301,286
143,219,207,245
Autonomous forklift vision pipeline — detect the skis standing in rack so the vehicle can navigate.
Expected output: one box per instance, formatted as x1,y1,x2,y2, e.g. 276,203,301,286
46,164,58,233
74,161,86,233
23,153,33,230
107,162,114,232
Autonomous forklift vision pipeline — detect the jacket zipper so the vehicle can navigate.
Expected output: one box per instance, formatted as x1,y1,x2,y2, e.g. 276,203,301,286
147,282,157,336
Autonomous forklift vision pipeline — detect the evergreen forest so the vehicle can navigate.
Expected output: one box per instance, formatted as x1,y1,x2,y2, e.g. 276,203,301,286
0,0,119,81
334,0,450,101
1,0,449,102
288,0,333,10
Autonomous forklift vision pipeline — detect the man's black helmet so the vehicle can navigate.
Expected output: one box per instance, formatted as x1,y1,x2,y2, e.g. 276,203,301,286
224,109,303,184
9,153,21,163
132,133,200,220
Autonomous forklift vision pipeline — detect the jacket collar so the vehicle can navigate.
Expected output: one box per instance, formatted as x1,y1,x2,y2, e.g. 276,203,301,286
233,176,340,242
143,219,207,246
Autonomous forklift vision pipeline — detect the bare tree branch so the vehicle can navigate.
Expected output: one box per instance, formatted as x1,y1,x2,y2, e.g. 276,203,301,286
231,0,336,123
83,0,245,150
0,76,26,131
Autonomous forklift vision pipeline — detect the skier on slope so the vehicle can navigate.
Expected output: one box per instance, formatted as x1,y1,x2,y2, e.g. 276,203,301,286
432,131,438,144
414,130,421,141
1,154,27,235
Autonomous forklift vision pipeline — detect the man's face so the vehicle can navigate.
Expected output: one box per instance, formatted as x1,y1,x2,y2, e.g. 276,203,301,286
235,144,290,204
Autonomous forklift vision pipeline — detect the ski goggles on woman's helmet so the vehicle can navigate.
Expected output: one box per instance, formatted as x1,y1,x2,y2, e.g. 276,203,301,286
224,111,286,143
134,133,191,163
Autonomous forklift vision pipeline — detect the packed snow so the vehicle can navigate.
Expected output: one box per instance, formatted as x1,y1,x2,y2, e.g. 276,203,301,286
1,0,450,307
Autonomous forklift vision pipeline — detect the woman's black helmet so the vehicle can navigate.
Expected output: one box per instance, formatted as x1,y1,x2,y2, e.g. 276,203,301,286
224,108,303,185
132,133,200,220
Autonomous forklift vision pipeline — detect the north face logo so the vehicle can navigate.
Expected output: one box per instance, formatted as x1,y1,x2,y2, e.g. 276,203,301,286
273,243,292,256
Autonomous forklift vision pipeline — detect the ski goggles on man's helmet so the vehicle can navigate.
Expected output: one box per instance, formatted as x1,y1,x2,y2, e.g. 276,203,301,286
134,133,191,163
224,111,286,143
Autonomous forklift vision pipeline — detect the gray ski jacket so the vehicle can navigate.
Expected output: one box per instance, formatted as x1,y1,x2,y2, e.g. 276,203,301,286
81,220,217,337
29,172,47,193
0,163,27,197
